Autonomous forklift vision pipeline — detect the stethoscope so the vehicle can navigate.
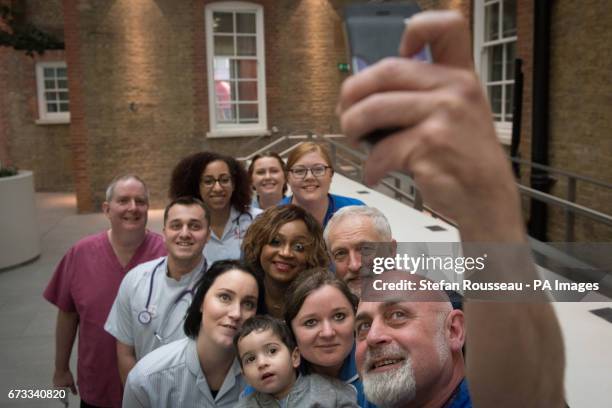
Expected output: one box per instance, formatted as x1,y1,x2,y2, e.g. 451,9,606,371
231,210,254,239
137,258,207,342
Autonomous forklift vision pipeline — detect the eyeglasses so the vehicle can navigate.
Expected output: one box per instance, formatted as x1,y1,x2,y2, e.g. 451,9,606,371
332,243,378,262
288,165,332,179
201,175,232,188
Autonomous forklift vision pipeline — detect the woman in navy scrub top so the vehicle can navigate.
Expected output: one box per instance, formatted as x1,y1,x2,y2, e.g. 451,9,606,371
280,142,364,228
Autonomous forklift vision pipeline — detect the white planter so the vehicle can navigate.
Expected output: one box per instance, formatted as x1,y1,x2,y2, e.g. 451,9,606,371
0,170,41,269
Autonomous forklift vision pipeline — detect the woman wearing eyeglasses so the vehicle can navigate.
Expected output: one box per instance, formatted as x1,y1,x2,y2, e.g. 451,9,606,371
280,142,365,228
241,205,329,319
170,152,262,266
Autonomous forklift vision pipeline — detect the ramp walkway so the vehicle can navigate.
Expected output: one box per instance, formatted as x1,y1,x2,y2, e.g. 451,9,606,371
0,180,610,406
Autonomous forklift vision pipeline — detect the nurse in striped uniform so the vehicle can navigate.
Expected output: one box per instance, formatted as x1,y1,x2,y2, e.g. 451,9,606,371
122,260,265,408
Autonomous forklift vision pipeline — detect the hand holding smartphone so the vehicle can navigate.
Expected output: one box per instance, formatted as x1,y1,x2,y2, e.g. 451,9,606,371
343,2,431,147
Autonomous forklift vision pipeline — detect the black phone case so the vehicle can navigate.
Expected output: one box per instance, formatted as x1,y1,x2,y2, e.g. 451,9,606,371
344,2,424,147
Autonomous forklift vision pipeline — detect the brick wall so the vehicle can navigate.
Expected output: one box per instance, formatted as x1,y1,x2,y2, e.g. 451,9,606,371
0,0,10,167
491,0,612,241
0,0,73,191
7,0,609,237
4,50,74,191
546,0,612,241
64,0,200,210
198,0,355,155
3,0,476,211
419,0,612,241
262,0,348,137
63,0,366,210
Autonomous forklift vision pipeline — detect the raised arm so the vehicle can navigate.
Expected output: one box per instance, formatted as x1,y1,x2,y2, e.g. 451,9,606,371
338,11,564,407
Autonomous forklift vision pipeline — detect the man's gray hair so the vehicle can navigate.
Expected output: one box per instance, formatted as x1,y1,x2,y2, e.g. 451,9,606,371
105,174,149,202
324,205,392,246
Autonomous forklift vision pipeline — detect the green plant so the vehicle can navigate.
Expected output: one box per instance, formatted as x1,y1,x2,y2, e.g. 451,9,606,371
0,5,64,56
0,161,18,177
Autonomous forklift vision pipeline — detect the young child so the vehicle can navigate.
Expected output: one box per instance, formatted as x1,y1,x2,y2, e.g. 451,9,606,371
234,315,358,408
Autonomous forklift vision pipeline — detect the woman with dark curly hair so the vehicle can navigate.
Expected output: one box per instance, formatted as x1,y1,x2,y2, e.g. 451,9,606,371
170,152,262,266
241,205,328,318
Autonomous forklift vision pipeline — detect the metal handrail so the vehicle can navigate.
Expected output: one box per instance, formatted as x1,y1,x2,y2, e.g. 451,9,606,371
238,136,290,161
237,132,316,162
237,131,424,209
321,137,420,195
517,185,612,227
511,156,612,190
238,132,611,241
279,141,306,158
511,156,612,241
332,154,415,203
322,137,423,209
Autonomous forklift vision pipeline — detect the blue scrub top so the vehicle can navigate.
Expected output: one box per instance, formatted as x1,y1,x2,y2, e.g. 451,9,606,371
448,378,472,408
279,194,365,228
338,344,377,408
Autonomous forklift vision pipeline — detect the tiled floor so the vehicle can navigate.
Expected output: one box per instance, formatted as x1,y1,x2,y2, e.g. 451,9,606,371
0,193,164,407
0,181,610,407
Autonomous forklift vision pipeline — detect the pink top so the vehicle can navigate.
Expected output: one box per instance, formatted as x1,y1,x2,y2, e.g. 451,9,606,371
44,230,166,407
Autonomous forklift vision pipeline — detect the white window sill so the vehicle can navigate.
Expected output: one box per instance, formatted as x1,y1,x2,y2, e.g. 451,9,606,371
494,122,512,145
206,128,270,138
35,117,70,125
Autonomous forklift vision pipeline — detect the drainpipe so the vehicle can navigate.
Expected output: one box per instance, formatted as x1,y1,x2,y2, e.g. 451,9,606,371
528,0,553,241
510,58,523,179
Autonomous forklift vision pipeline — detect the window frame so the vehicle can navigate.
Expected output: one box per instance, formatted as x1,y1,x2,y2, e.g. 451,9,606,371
35,61,70,124
473,0,517,145
205,1,268,138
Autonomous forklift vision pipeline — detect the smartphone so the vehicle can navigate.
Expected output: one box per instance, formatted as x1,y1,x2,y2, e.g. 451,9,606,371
343,2,430,146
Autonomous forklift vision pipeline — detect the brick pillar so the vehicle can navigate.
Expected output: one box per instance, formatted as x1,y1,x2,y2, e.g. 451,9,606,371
63,0,93,212
0,48,11,168
193,0,208,144
516,0,534,174
0,5,12,167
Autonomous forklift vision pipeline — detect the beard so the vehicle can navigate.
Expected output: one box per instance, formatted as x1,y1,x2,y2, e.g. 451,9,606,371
361,344,416,408
361,319,451,408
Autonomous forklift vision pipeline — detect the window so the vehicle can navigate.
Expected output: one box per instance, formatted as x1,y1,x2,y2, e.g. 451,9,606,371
205,2,267,137
474,0,517,144
36,62,70,124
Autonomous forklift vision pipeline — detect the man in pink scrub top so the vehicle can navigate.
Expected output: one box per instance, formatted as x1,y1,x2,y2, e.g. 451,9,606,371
44,175,166,408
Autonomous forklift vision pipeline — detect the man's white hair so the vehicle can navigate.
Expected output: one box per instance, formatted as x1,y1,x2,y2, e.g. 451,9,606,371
104,174,149,203
324,205,392,246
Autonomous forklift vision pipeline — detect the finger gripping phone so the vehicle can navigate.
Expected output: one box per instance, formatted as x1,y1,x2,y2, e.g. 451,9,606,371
343,2,430,146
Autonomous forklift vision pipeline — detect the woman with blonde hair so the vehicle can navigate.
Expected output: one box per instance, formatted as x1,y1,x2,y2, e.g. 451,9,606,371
280,142,364,227
241,204,328,318
247,152,287,210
